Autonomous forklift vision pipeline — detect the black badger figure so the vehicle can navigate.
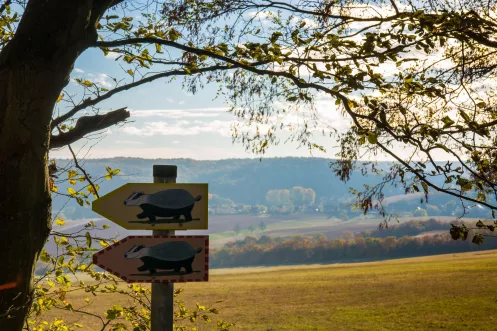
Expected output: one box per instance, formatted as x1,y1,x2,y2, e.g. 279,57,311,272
124,189,201,222
124,241,202,274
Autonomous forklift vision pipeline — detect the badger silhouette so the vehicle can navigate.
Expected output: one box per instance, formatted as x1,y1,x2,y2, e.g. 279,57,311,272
124,189,201,223
124,241,202,274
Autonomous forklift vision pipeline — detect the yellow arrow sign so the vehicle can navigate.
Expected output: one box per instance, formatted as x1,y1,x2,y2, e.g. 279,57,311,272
92,183,208,230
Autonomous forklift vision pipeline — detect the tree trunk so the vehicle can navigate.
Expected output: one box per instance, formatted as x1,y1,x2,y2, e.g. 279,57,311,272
0,1,111,329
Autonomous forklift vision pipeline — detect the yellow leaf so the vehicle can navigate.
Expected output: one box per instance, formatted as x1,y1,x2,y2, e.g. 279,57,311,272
56,94,65,103
155,43,162,53
127,69,134,76
67,187,76,196
99,240,109,247
55,219,65,226
82,80,93,87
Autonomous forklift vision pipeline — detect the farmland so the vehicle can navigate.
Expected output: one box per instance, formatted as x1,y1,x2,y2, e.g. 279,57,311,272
38,250,497,330
55,214,474,250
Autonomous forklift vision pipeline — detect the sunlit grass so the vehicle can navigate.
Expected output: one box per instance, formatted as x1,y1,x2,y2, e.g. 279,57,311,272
42,250,497,330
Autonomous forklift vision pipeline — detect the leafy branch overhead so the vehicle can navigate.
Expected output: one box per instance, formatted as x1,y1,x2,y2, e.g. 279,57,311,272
84,4,497,214
37,0,497,241
4,0,497,330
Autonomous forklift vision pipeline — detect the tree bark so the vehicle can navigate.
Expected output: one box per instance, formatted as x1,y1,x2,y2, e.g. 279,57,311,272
0,1,113,329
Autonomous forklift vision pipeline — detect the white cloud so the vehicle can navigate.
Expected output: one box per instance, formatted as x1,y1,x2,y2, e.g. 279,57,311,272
166,98,175,103
105,52,121,60
245,10,273,19
129,108,228,119
172,141,180,144
74,68,85,73
178,101,185,105
290,17,318,29
114,140,145,145
121,120,233,137
93,73,113,89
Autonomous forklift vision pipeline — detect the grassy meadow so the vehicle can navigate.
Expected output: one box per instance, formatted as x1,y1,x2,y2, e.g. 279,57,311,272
39,250,497,330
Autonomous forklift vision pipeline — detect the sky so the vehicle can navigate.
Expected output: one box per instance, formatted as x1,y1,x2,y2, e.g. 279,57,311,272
47,6,460,162
49,46,355,161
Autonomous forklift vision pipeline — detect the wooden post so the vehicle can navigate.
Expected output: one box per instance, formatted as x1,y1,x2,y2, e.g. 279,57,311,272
151,165,177,331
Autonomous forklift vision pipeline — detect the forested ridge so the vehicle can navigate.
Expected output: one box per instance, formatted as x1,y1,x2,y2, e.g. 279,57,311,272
54,157,491,220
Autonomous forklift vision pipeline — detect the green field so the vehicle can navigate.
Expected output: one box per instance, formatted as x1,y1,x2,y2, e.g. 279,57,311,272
38,249,497,330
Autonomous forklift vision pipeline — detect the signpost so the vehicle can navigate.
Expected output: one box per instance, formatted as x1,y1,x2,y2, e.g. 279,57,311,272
92,165,208,331
93,235,209,283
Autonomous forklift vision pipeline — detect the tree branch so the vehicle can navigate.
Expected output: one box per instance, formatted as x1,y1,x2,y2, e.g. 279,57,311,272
0,0,11,15
374,140,497,210
51,64,236,129
67,143,100,199
50,107,130,149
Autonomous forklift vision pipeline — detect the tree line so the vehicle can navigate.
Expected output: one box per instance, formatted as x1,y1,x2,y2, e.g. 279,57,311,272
357,218,465,238
210,232,496,268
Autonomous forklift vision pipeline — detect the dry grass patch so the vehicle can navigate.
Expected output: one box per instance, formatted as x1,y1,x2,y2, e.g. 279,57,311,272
39,250,497,330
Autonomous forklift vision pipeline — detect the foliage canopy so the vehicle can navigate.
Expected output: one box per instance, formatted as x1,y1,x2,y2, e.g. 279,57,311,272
4,0,497,327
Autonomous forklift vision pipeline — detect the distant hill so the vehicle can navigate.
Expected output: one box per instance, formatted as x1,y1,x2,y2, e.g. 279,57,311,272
51,157,491,221
52,157,387,219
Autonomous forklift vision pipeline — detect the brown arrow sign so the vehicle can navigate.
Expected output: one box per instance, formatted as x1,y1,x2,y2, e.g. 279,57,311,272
93,236,209,283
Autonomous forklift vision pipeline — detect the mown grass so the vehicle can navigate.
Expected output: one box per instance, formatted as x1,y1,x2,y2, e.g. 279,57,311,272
40,250,497,330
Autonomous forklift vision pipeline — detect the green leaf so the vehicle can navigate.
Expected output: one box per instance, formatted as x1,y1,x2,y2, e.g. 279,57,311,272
367,132,377,144
459,109,471,122
441,116,454,128
168,28,181,41
40,250,50,263
472,234,484,245
475,220,485,228
476,101,486,108
85,232,92,248
456,177,472,192
270,32,282,43
76,197,84,206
